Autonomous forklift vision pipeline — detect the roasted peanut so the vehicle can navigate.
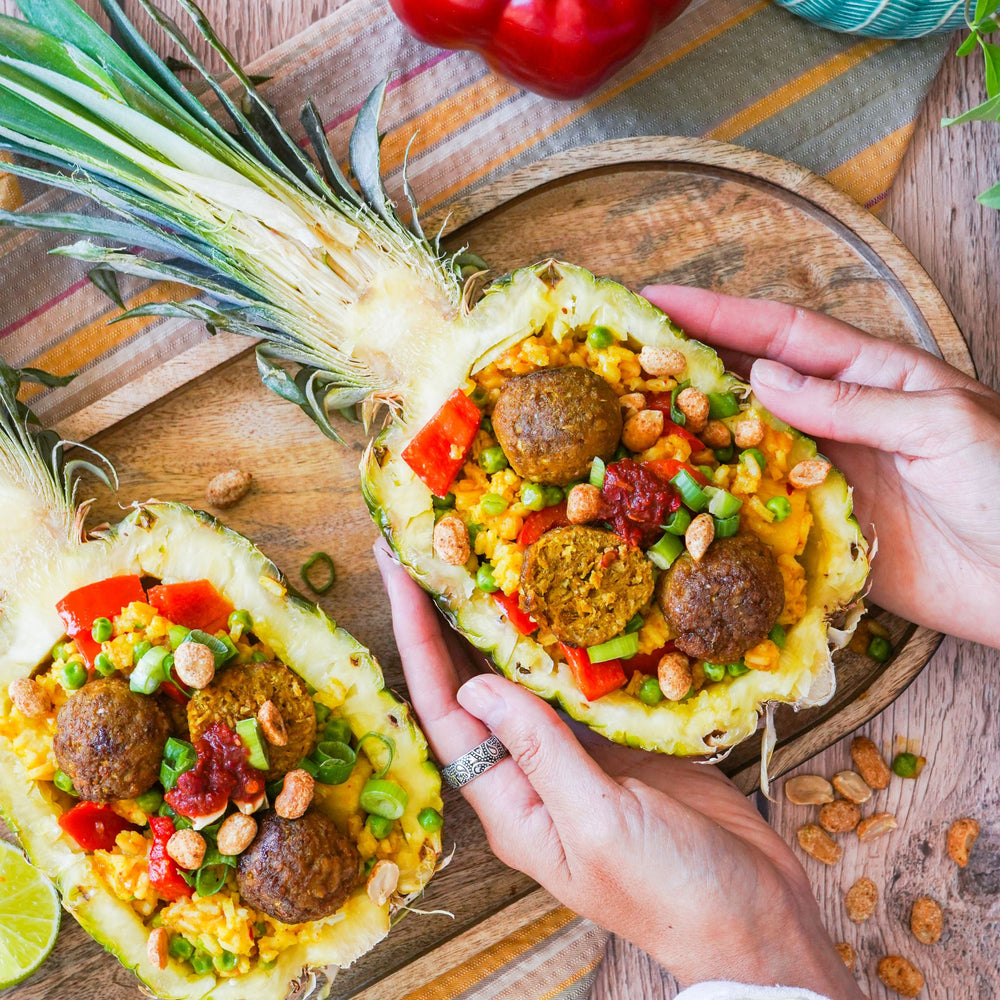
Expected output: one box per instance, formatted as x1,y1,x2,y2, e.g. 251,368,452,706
618,392,647,417
147,927,169,970
275,768,314,820
257,700,288,746
788,458,831,489
820,799,861,834
173,641,216,690
8,677,51,718
216,813,258,856
857,812,898,842
946,817,979,868
700,419,731,449
166,829,207,871
783,774,834,806
844,877,878,923
566,484,603,524
877,955,925,998
834,942,856,972
685,512,715,562
206,468,252,509
366,859,400,907
733,412,764,448
638,346,686,377
622,409,664,452
657,651,692,702
832,770,872,804
910,896,943,945
433,514,471,566
850,736,891,790
796,824,842,865
675,387,709,433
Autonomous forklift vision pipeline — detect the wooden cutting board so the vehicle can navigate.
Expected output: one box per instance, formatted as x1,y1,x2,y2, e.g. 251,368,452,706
5,138,970,999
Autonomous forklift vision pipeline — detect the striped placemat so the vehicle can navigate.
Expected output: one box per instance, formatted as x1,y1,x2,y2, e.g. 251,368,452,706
0,1,951,996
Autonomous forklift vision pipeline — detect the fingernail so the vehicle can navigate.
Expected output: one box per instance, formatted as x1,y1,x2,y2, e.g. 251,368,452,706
457,677,504,725
752,358,805,392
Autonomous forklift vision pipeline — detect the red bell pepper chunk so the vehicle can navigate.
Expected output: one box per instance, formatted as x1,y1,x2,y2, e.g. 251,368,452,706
58,801,138,853
402,389,482,499
644,458,709,487
623,642,677,677
148,816,194,901
491,590,537,635
56,575,147,667
517,501,570,547
559,643,627,701
147,580,234,632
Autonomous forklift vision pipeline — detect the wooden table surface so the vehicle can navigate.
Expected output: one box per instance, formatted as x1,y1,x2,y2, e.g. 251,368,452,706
6,3,999,998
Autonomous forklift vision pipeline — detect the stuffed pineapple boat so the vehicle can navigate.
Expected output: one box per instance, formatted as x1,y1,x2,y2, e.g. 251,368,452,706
0,0,869,756
0,361,442,999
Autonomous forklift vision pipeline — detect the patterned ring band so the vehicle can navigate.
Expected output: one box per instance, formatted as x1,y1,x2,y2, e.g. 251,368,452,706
441,734,510,790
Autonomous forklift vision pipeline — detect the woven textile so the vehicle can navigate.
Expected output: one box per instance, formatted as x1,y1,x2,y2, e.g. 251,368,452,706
772,0,966,38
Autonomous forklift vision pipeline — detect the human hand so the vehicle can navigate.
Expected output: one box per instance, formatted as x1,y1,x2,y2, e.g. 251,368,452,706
374,543,864,999
643,285,1000,650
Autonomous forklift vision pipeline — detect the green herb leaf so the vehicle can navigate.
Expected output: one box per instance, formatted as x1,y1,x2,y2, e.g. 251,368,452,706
977,181,1000,208
980,39,1000,98
957,31,981,58
942,91,1000,127
975,0,1000,25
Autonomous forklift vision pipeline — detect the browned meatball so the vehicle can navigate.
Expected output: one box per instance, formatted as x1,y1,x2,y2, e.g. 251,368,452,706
53,678,168,802
521,526,654,647
658,535,784,664
492,366,622,485
236,809,359,923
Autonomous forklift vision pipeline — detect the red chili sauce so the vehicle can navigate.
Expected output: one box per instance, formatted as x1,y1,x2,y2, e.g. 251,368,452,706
600,459,680,548
166,722,265,819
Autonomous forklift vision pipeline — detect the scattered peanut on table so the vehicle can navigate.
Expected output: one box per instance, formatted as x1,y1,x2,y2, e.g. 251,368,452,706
910,896,944,945
783,774,834,806
856,812,898,843
819,799,861,834
832,769,872,804
850,736,891,790
796,824,842,865
206,468,252,508
844,877,878,923
946,817,979,868
877,955,925,998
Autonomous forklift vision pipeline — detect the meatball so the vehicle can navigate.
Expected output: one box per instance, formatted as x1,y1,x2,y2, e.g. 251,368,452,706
237,809,359,923
53,678,168,802
521,526,654,647
492,366,622,485
187,661,315,781
658,534,784,663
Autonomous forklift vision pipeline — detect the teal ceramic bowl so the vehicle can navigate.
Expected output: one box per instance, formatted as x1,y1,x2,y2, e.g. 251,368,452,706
772,0,966,38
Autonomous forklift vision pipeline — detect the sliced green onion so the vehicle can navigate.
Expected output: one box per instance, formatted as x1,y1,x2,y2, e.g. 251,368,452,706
91,617,113,643
741,448,766,474
130,644,170,695
235,718,270,771
702,662,726,683
663,507,691,536
301,551,336,594
714,514,741,538
867,636,892,662
589,456,607,489
134,789,163,814
358,732,396,779
768,624,786,648
298,756,320,779
624,613,644,634
312,741,356,785
726,660,749,677
637,677,663,706
697,465,715,480
587,325,614,350
184,630,234,669
168,936,195,962
480,493,509,516
705,487,742,519
53,769,78,796
587,633,640,664
766,496,792,522
418,807,444,833
670,379,690,426
475,563,500,593
168,624,192,650
133,640,152,662
359,779,409,820
707,391,740,419
251,651,269,662
94,652,116,677
432,492,456,510
322,717,352,745
647,531,685,570
366,814,393,839
478,446,509,474
228,610,253,637
670,469,709,511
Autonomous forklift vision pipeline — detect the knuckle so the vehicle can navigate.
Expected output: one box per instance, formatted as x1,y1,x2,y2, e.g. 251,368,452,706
512,729,548,778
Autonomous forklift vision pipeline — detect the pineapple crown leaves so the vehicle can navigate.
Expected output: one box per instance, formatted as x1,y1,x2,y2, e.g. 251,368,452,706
0,0,468,434
0,356,117,520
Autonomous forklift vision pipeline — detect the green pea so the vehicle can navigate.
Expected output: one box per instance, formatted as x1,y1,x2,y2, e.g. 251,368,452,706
228,609,253,634
418,807,444,833
768,624,786,648
61,660,88,690
587,325,614,350
702,662,726,683
476,563,500,593
480,493,509,516
478,446,508,474
168,935,195,962
521,483,547,511
467,523,484,547
726,661,749,677
891,752,924,778
91,617,113,643
50,641,68,662
542,485,564,507
713,445,735,464
480,415,494,437
190,950,214,975
432,492,456,511
53,769,77,796
215,950,238,973
134,788,163,814
366,814,393,839
741,448,766,474
94,653,116,677
637,677,663,706
133,639,152,661
765,496,792,522
469,385,490,408
867,636,892,663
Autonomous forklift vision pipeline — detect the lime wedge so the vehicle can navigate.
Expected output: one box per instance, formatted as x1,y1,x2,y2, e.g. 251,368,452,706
0,840,60,987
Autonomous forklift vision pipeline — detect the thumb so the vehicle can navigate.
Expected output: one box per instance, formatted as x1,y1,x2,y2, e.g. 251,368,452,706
751,358,938,456
457,675,619,822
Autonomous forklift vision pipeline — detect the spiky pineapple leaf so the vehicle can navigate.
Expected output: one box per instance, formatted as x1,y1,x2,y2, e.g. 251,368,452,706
349,77,394,226
300,98,358,205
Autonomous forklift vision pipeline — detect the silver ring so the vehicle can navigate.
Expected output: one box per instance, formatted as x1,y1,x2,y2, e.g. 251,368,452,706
441,734,510,789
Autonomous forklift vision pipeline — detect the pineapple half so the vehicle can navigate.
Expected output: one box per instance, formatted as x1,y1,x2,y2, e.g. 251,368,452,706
0,0,869,756
0,360,442,1000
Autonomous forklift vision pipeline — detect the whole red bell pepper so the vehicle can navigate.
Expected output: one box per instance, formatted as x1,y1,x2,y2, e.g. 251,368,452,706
148,816,194,901
389,0,691,100
559,642,626,701
146,579,234,633
492,590,538,635
56,575,147,667
402,389,482,499
58,801,138,853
